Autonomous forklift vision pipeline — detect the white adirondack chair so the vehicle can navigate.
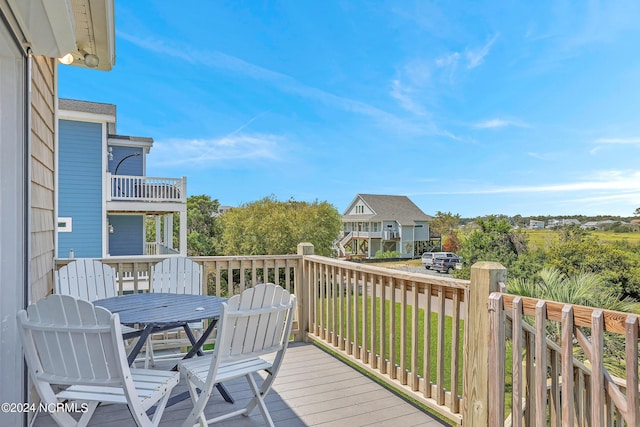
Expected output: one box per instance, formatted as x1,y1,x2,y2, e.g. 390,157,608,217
179,283,296,427
55,258,119,301
55,258,142,352
147,257,206,364
150,257,202,295
17,294,180,427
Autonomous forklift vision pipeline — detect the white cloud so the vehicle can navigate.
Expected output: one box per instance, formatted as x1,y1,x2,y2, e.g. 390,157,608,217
472,118,529,129
465,34,499,70
151,133,283,167
390,79,428,116
590,137,640,154
419,170,640,195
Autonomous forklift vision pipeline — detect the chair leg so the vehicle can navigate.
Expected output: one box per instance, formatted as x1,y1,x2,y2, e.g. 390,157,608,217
244,373,274,427
182,380,209,427
76,401,100,427
243,369,277,417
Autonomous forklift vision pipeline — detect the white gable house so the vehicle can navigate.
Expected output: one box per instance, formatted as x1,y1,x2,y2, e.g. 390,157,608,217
339,194,433,259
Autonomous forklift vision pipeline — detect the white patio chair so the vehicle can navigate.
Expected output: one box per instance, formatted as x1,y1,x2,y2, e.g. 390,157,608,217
55,258,120,301
55,258,143,357
179,283,296,427
17,294,180,427
147,257,206,365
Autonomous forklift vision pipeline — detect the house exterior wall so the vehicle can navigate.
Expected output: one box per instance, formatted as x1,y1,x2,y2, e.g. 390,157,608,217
346,198,373,215
413,221,430,240
0,17,27,424
30,56,56,301
58,119,103,258
108,214,144,256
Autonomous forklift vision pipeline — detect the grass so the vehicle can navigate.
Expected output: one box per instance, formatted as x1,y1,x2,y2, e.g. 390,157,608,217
320,293,517,419
522,229,640,250
323,295,464,395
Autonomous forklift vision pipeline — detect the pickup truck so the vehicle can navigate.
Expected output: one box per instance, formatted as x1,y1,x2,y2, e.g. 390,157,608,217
432,256,461,274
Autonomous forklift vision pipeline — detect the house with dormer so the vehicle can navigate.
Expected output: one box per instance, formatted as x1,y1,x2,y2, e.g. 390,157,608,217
339,194,433,258
57,99,187,258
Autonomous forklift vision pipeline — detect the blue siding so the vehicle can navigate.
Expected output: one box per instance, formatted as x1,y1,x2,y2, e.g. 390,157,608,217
108,215,144,256
108,146,144,176
58,120,103,258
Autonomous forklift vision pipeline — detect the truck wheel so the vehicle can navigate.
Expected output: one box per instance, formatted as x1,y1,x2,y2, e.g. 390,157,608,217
447,267,453,274
425,266,430,270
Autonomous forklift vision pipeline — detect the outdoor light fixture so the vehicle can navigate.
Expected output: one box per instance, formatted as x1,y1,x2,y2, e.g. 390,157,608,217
58,50,99,68
109,224,115,234
114,152,141,175
82,51,100,68
58,53,74,65
108,147,114,161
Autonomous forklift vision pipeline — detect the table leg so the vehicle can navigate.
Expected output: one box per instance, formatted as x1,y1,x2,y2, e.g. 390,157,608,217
168,320,234,404
126,326,153,367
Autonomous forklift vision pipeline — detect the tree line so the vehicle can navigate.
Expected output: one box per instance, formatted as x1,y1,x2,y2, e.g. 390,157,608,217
430,211,640,304
147,194,342,258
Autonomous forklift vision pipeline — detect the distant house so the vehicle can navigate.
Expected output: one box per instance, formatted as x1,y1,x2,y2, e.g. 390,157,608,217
339,194,433,258
547,218,581,228
57,99,187,258
529,220,545,229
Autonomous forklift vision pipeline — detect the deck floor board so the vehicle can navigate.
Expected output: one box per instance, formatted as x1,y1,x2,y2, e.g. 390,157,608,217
32,343,448,426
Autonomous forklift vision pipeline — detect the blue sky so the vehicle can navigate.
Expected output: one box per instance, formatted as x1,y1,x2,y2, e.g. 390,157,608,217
59,1,640,217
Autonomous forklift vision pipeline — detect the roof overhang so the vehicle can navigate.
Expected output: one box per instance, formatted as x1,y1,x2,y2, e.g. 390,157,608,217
9,0,115,71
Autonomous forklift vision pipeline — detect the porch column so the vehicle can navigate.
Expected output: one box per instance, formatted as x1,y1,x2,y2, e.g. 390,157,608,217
164,214,173,249
155,215,161,247
179,209,187,256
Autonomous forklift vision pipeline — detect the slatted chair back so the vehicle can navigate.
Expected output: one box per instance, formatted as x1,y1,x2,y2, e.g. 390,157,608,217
179,283,296,427
17,294,180,426
150,257,202,294
55,258,118,301
218,283,294,363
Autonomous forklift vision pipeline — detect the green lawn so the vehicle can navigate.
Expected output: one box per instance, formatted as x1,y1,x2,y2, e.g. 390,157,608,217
522,229,640,250
320,294,515,417
323,295,464,393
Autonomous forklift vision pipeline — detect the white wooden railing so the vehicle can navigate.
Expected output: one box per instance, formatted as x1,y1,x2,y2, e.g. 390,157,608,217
107,173,186,203
145,242,180,255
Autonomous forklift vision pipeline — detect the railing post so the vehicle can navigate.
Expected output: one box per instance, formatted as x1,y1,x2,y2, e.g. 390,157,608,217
297,243,314,342
462,261,506,426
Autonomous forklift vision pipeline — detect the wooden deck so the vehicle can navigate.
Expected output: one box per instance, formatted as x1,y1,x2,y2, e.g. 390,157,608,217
32,343,448,427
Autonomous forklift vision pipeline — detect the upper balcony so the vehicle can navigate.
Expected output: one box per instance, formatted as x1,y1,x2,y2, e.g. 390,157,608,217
106,173,186,212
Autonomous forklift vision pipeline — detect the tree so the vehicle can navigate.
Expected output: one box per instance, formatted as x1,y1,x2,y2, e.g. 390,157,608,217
430,211,461,252
456,215,528,279
145,195,222,256
185,195,222,256
635,207,640,216
219,195,341,256
546,237,640,299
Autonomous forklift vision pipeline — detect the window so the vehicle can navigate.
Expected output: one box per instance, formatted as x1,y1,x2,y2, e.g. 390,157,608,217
58,217,73,232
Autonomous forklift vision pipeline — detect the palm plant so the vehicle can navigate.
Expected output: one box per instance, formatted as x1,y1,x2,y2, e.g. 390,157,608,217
507,267,639,377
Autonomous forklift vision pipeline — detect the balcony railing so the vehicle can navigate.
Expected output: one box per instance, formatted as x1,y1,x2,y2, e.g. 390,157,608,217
145,242,180,255
107,173,186,203
54,247,640,426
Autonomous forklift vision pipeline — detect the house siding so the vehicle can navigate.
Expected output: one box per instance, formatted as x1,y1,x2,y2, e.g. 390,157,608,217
108,215,144,256
109,145,144,175
30,56,56,301
58,119,103,258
